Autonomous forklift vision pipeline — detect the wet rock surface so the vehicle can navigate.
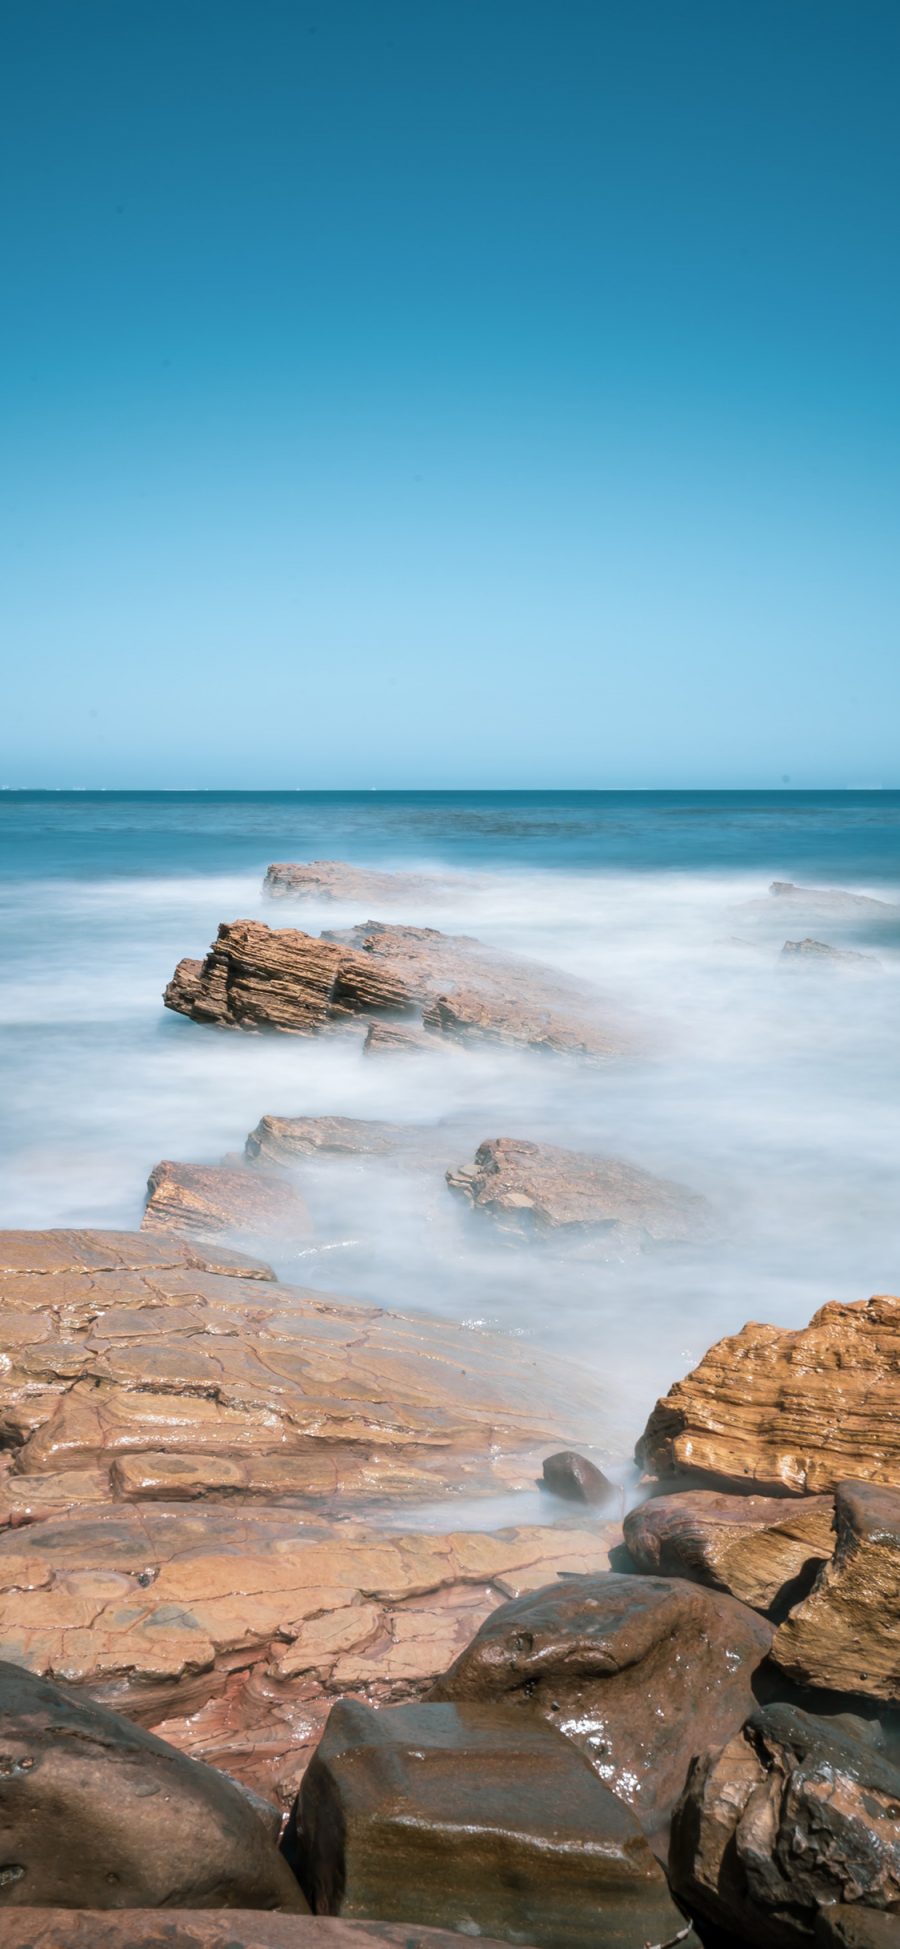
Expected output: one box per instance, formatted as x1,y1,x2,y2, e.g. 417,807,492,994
244,1116,427,1165
0,1660,303,1912
287,1697,699,1949
637,1293,900,1492
0,1916,526,1948
624,1489,835,1615
542,1450,617,1507
430,1571,773,1844
773,1482,900,1702
669,1703,900,1945
142,1161,312,1239
447,1137,713,1250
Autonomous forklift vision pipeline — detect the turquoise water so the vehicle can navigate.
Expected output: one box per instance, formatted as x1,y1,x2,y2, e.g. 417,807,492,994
1,789,898,1453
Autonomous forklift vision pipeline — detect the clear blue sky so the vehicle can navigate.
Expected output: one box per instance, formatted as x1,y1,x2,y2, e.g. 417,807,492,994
3,1,898,787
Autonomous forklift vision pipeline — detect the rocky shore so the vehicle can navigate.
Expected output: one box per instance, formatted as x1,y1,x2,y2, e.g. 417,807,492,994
1,864,898,1946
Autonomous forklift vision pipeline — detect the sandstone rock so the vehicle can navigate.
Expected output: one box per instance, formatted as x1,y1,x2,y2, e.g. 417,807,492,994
263,860,464,904
363,1021,449,1056
773,1482,900,1702
669,1703,900,1945
0,1915,523,1948
447,1138,712,1251
542,1450,617,1508
286,1698,698,1949
142,1161,312,1240
164,922,414,1034
637,1294,900,1493
623,1489,835,1616
0,1658,303,1911
781,938,881,968
245,1116,425,1165
430,1571,772,1844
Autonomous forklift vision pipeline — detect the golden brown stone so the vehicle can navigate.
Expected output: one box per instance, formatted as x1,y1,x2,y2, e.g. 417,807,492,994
772,1481,900,1701
623,1489,835,1615
142,1161,312,1239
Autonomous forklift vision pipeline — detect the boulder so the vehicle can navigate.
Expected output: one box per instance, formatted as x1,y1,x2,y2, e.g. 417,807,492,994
623,1489,835,1616
669,1703,900,1944
244,1116,424,1165
773,1482,900,1702
447,1138,712,1251
142,1161,312,1240
263,860,462,904
0,1916,513,1949
0,1658,303,1911
637,1294,900,1493
286,1698,699,1949
542,1450,617,1508
430,1571,773,1844
164,921,413,1034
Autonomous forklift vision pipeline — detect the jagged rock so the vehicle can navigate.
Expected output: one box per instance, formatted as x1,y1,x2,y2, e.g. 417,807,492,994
0,1658,303,1911
624,1489,835,1616
773,1482,900,1702
781,938,881,968
542,1450,616,1507
637,1294,900,1493
0,1500,616,1806
669,1704,900,1945
430,1572,772,1845
164,921,414,1034
263,860,463,903
142,1161,312,1240
447,1138,712,1251
286,1698,700,1949
245,1116,424,1165
0,1915,514,1948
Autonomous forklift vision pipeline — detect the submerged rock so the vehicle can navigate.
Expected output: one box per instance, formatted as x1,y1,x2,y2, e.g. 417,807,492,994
0,1658,303,1911
780,937,881,967
287,1697,698,1949
772,1481,900,1702
263,859,465,904
447,1137,712,1251
669,1703,900,1944
244,1115,426,1164
430,1571,772,1845
142,1160,312,1239
624,1489,835,1616
637,1293,900,1493
742,880,900,923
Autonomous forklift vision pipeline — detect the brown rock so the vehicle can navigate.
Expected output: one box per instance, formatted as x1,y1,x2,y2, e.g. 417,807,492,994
244,1116,424,1165
363,1021,450,1056
447,1138,712,1250
0,1916,522,1949
263,860,463,904
669,1703,900,1945
287,1698,699,1949
430,1572,773,1844
142,1161,312,1240
542,1451,616,1507
623,1489,835,1616
772,1482,900,1702
815,1911,900,1948
0,1658,303,1911
164,921,414,1034
637,1294,900,1493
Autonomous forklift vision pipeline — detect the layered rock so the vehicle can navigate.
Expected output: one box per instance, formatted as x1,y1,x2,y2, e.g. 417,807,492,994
287,1698,699,1949
245,1116,426,1165
772,1482,900,1702
447,1138,712,1251
637,1293,900,1493
430,1571,772,1844
0,1659,302,1911
1,1917,522,1948
164,922,413,1035
623,1489,835,1616
142,1161,312,1240
263,860,463,904
669,1704,900,1944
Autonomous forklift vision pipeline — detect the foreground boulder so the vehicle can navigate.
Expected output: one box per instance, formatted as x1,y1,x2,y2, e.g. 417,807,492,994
624,1489,834,1616
430,1571,772,1844
447,1137,712,1251
0,1659,303,1911
637,1293,900,1493
542,1450,617,1507
0,1917,509,1948
287,1698,699,1949
669,1703,900,1944
142,1160,312,1240
773,1482,900,1702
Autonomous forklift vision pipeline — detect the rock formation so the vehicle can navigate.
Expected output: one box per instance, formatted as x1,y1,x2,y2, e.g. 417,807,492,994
623,1489,835,1615
164,921,413,1034
772,1481,900,1701
0,1920,515,1949
637,1293,900,1493
669,1704,900,1944
0,1659,302,1911
542,1449,616,1507
142,1160,312,1239
430,1571,772,1845
740,880,900,924
287,1697,699,1949
447,1138,712,1250
263,861,463,904
245,1115,427,1165
781,937,881,967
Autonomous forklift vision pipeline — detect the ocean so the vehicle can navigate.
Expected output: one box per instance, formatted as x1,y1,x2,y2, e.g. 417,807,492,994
2,788,899,1473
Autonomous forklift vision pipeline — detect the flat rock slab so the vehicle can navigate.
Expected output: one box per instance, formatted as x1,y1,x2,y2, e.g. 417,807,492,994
669,1703,900,1946
447,1137,713,1251
773,1482,900,1702
0,1917,518,1949
263,860,468,904
430,1571,772,1845
0,1659,302,1912
245,1117,431,1164
637,1293,900,1493
624,1489,835,1616
288,1698,698,1949
142,1162,312,1240
739,881,900,925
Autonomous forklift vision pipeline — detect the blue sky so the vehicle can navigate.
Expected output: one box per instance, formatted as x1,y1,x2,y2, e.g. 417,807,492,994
3,1,899,787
